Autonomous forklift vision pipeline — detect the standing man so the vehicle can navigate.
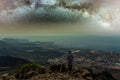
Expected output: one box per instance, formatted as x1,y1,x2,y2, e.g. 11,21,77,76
67,51,73,74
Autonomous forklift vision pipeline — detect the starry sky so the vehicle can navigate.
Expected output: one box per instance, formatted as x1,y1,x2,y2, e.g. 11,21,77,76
0,0,120,36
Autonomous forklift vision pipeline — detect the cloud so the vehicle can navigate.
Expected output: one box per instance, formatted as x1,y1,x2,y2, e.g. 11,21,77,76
0,0,103,23
0,0,120,35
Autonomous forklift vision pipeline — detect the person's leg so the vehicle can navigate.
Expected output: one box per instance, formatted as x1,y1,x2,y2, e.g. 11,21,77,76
68,63,72,74
70,63,72,73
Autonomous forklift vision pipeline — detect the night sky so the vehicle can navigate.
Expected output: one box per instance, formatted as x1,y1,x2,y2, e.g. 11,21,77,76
0,0,119,35
0,0,120,51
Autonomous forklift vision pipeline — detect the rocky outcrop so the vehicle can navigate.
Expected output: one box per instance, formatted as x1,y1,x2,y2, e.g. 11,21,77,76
0,64,117,80
50,64,67,72
72,68,93,80
1,73,15,80
93,71,116,80
15,63,46,79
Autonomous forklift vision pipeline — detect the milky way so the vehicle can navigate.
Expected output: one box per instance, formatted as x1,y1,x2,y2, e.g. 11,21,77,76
0,0,120,34
0,0,105,22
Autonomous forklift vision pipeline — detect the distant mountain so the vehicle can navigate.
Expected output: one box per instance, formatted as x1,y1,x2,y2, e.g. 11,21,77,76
2,38,30,44
0,41,10,46
0,38,64,64
0,56,30,68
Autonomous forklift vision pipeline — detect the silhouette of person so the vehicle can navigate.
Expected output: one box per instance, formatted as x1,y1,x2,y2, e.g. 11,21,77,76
67,51,73,74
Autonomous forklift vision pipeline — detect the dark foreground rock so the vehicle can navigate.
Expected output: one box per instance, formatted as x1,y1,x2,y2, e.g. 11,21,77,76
50,64,67,72
93,71,116,80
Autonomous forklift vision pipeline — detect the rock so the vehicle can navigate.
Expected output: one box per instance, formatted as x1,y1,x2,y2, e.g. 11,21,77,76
72,68,93,80
26,71,38,78
94,71,116,80
50,64,67,72
1,73,10,80
38,66,46,74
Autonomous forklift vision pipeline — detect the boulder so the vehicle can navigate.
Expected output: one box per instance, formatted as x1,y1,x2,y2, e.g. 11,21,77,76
50,64,67,72
94,71,116,80
1,74,10,80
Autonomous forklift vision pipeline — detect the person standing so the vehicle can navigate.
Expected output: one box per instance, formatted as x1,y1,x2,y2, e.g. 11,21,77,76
67,51,73,74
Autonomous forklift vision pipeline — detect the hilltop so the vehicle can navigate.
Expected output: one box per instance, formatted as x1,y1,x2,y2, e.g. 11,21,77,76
0,63,117,80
